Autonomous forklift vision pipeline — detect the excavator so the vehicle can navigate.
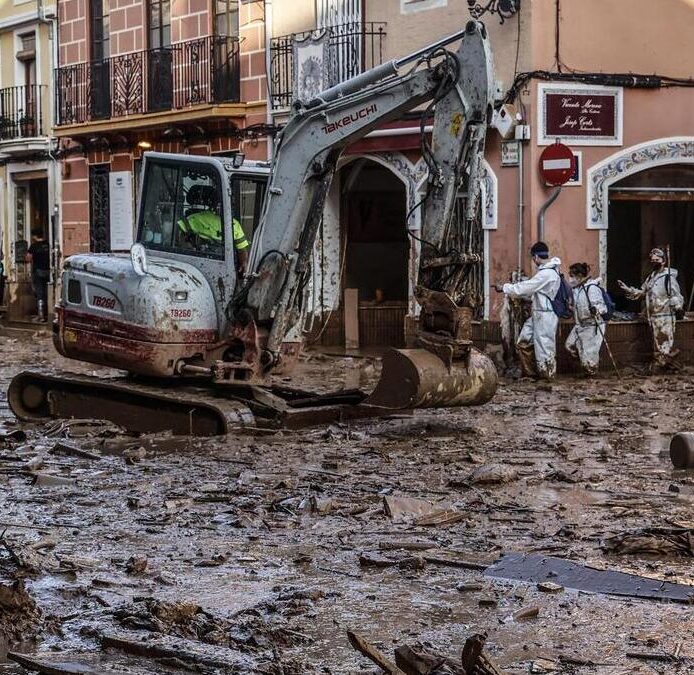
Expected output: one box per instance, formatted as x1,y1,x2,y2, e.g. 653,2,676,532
9,21,499,435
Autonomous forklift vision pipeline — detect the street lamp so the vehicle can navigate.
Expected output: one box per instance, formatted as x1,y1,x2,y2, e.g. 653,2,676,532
467,0,520,24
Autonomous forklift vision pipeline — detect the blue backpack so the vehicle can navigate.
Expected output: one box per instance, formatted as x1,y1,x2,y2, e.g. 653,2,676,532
545,268,574,319
586,283,615,321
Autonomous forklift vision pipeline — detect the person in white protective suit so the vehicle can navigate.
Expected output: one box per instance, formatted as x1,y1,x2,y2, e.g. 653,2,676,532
618,247,684,371
495,242,562,380
565,262,607,376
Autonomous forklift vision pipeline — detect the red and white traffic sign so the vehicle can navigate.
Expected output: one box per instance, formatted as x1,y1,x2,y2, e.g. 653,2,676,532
539,142,575,186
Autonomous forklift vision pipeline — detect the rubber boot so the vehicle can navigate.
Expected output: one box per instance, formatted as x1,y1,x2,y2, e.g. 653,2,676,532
516,340,538,378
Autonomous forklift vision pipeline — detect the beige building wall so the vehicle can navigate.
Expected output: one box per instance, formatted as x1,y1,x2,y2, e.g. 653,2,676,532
0,3,59,317
532,0,694,76
272,1,317,37
366,0,530,93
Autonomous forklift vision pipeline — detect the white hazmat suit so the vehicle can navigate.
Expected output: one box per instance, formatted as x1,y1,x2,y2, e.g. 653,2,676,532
621,267,683,367
503,257,562,380
565,278,607,375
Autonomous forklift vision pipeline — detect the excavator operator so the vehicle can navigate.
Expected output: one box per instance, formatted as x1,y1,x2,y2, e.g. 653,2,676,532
177,184,249,275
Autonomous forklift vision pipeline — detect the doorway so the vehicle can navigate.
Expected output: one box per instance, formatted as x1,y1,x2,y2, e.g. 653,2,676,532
10,175,49,320
607,164,694,313
341,159,408,346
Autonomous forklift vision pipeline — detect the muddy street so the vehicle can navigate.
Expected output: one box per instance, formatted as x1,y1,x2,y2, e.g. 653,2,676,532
1,327,693,673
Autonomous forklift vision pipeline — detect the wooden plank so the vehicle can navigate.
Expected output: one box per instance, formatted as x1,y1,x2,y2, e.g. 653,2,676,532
347,631,407,674
344,288,360,351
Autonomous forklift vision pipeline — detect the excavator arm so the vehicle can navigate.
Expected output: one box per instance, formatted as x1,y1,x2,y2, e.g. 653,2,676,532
227,21,496,402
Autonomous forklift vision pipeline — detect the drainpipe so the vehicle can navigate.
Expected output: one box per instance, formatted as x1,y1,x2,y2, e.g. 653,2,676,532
264,0,274,161
537,186,562,241
517,141,524,273
37,0,61,302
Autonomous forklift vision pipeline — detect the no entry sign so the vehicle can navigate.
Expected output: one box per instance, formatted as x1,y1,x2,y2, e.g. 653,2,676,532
539,142,575,186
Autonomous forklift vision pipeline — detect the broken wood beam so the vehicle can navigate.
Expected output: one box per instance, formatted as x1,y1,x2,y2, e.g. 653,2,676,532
347,630,407,674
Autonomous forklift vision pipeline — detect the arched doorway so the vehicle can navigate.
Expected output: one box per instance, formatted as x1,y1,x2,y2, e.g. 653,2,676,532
607,164,694,312
341,158,408,346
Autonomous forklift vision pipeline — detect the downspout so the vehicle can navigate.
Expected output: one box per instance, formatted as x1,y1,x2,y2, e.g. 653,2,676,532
38,0,61,301
517,141,524,272
264,0,274,161
537,186,562,241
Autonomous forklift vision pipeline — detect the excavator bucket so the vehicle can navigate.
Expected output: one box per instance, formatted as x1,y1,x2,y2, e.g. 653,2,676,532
365,347,498,409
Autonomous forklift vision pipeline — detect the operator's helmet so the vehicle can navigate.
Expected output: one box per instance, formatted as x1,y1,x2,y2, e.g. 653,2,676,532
187,184,218,212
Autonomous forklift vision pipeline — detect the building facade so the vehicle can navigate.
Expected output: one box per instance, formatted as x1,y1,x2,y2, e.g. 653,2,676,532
0,1,59,321
269,0,694,368
54,0,269,261
46,0,694,367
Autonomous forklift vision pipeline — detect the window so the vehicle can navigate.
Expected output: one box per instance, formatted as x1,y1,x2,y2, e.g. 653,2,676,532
90,0,110,60
215,0,239,37
16,32,37,130
139,161,225,260
90,0,111,118
231,177,267,241
148,0,171,49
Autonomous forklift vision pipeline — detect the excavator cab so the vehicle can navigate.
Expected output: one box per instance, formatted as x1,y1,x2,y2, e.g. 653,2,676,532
52,153,270,376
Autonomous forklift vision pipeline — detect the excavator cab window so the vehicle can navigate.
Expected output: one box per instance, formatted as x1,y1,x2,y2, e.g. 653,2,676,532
230,175,267,243
139,160,226,260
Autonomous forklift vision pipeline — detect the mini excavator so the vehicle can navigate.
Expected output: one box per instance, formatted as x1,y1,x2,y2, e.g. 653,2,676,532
10,21,499,434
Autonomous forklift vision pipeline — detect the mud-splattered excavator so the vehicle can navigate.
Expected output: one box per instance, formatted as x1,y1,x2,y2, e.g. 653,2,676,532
10,21,499,435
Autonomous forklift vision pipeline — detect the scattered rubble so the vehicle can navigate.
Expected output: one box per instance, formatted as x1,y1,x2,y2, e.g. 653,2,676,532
2,333,694,671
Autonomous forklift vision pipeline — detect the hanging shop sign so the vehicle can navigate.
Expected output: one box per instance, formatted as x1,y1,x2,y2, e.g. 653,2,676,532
538,83,623,147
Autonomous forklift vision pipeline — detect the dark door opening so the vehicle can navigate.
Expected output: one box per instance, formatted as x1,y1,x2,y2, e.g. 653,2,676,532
607,165,694,313
341,159,408,346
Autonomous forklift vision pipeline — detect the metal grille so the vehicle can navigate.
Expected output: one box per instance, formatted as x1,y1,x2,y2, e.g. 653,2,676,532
0,85,46,138
270,22,386,110
317,0,362,28
56,36,241,125
89,164,111,254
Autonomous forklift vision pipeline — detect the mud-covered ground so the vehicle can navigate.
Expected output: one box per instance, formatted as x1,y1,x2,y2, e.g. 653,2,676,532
1,327,693,674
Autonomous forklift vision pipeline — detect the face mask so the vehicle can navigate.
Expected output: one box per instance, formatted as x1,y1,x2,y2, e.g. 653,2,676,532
650,258,664,269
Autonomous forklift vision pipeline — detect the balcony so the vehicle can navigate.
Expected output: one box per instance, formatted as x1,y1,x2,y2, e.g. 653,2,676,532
0,85,47,139
270,22,386,110
55,35,241,126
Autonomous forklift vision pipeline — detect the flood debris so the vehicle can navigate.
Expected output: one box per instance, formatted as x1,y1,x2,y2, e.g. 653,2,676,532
0,579,43,643
125,555,148,575
602,526,694,557
513,604,540,621
32,473,77,488
347,631,503,675
469,463,518,485
50,440,101,461
485,552,694,602
383,495,464,526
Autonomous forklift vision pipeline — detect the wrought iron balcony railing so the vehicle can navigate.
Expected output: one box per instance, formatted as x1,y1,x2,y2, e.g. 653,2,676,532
270,22,386,110
0,85,47,139
56,35,241,126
